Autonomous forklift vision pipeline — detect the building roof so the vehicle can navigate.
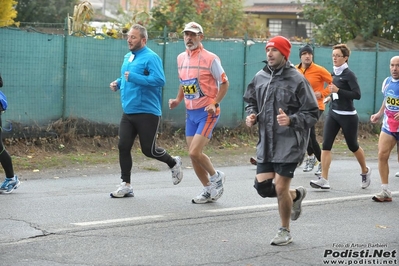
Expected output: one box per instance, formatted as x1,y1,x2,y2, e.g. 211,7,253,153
244,3,303,15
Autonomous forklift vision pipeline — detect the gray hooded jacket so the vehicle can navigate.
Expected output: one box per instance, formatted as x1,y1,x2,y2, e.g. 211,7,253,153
243,61,319,164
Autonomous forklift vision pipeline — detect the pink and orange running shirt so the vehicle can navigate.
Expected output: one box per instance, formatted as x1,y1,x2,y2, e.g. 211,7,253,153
177,43,228,110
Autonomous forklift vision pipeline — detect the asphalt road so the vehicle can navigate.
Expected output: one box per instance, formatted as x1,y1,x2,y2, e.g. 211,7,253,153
0,157,398,266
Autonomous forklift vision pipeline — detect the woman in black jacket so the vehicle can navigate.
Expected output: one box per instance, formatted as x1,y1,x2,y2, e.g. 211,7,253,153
310,44,371,190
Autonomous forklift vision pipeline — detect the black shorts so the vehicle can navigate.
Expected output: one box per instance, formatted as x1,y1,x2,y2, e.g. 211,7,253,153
256,162,297,178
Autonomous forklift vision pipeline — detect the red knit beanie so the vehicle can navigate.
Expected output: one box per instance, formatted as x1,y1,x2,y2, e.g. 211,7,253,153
265,36,292,60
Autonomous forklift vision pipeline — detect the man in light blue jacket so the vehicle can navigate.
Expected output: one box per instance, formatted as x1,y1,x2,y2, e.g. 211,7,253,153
109,24,183,198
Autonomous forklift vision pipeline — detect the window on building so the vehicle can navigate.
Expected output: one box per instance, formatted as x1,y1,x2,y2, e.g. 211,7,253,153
268,19,313,39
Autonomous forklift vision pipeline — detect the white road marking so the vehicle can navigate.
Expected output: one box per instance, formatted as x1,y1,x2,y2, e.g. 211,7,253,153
71,215,164,226
205,191,399,213
205,203,279,213
71,191,398,226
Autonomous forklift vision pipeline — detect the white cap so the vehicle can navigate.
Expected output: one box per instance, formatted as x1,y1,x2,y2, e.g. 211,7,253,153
182,22,203,34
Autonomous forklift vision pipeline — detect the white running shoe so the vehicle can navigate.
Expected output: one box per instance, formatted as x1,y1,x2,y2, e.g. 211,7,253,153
310,176,330,189
211,171,225,187
361,166,371,189
270,227,293,246
302,157,310,172
192,187,212,204
110,182,134,198
210,170,225,201
372,190,392,202
171,156,183,185
314,164,322,175
303,156,316,172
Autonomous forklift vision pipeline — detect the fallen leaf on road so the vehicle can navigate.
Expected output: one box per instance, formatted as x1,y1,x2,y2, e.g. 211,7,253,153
376,224,388,229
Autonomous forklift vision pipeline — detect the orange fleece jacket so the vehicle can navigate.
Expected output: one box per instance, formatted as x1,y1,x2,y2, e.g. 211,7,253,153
296,62,333,111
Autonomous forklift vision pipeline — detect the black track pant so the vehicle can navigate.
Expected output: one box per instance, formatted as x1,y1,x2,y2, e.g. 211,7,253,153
322,110,360,152
118,113,175,183
0,115,14,178
306,110,323,162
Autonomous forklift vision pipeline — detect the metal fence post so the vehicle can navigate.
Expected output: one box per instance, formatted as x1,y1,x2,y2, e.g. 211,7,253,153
62,17,69,119
162,26,168,69
373,42,379,114
160,26,168,132
242,33,248,120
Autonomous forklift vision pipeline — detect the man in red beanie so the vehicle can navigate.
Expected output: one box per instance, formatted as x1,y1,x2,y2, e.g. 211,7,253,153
243,36,319,245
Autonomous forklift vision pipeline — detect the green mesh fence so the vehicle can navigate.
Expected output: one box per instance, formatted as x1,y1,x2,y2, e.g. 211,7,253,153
0,27,398,137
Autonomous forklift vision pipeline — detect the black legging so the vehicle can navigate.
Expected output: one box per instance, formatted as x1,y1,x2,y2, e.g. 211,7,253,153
322,110,360,152
118,113,176,183
307,110,323,162
0,115,14,178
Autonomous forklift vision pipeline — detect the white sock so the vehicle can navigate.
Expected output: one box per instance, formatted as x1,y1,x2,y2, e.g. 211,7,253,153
210,172,218,179
381,184,389,191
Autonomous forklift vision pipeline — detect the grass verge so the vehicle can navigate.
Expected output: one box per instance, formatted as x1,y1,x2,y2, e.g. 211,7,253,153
4,119,381,173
